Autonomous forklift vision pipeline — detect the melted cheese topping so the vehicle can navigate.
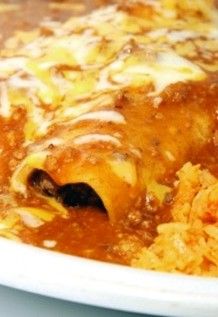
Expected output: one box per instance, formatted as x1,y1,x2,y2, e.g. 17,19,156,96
11,151,49,195
0,82,10,118
0,3,19,13
0,0,217,204
70,110,126,125
1,0,217,144
73,134,122,147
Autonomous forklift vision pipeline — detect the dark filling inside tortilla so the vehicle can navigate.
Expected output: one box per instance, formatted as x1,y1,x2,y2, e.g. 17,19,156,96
28,169,106,210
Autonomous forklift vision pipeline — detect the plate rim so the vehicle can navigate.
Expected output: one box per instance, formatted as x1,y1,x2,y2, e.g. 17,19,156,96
0,237,218,317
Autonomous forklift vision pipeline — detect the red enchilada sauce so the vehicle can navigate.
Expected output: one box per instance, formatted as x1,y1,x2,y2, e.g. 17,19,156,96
0,0,217,266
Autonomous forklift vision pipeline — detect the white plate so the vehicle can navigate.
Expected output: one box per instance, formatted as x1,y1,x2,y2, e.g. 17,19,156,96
0,237,217,317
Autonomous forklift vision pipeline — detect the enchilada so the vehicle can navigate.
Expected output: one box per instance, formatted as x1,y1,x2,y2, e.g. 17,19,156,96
0,0,218,274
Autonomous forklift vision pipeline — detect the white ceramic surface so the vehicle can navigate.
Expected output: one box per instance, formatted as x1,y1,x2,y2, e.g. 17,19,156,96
0,237,217,317
0,285,147,317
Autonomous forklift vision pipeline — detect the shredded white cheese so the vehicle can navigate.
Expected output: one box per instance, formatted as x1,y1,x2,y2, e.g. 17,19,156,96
71,110,126,125
43,240,57,248
0,82,11,118
73,134,121,147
